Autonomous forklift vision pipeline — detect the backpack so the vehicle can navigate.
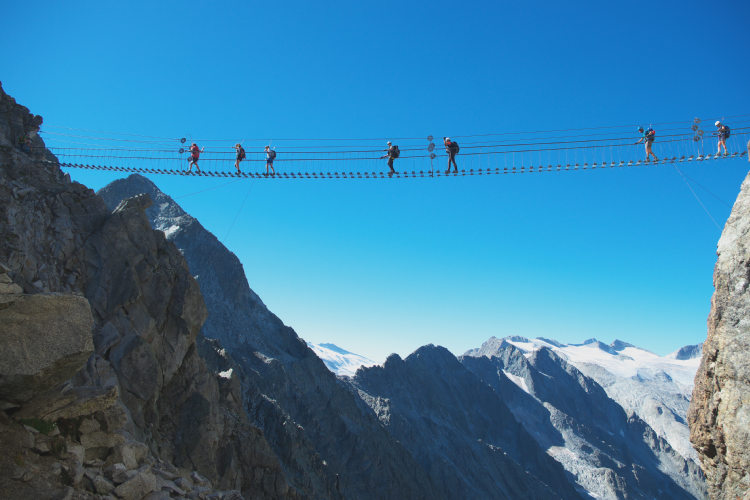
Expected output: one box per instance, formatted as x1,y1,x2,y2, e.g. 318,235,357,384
238,147,246,160
646,129,655,140
451,141,460,153
268,149,277,160
391,145,400,158
723,125,731,138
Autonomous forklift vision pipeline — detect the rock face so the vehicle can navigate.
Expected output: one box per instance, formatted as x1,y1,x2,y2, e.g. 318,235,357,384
0,82,291,499
689,170,750,500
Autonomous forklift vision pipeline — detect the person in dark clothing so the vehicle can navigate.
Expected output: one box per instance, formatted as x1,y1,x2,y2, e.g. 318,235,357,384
444,137,458,173
635,127,658,161
380,141,399,175
234,143,245,173
715,121,730,155
188,143,204,172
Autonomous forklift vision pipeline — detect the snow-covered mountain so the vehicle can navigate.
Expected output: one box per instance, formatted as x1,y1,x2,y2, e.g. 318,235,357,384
306,342,377,376
461,339,705,498
466,336,702,462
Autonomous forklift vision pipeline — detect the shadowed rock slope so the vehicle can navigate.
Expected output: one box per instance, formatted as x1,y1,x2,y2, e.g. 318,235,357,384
689,169,750,500
351,345,583,499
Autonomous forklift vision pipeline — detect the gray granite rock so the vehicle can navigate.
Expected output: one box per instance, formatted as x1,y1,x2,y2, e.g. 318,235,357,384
689,170,750,499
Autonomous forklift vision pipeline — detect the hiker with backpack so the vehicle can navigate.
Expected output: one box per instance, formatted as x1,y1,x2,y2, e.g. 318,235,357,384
234,143,246,173
188,143,205,173
715,121,730,155
380,141,399,175
265,145,276,176
444,137,459,173
635,127,658,162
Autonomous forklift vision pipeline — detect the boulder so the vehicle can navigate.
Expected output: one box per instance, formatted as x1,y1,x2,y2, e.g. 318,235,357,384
113,468,158,499
14,385,119,421
92,474,115,494
0,293,94,403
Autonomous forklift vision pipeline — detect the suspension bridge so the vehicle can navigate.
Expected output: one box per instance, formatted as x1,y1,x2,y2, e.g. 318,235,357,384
38,116,750,180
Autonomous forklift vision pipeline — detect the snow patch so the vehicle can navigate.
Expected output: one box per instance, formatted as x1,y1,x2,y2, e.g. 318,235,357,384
502,370,530,394
162,224,181,239
307,342,378,377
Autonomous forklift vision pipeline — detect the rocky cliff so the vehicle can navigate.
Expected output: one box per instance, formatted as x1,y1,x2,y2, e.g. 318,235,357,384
0,82,291,499
689,169,750,500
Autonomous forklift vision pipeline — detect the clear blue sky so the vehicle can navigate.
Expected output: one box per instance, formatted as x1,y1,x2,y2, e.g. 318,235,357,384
3,0,749,363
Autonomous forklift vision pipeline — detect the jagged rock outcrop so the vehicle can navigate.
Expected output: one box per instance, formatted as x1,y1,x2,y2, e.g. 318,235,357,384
0,82,291,498
689,170,750,500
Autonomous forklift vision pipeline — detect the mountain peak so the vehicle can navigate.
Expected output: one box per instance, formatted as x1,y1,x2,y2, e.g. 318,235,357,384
506,335,531,343
536,337,565,347
463,336,511,358
610,339,635,351
406,344,457,368
673,343,703,360
318,343,353,355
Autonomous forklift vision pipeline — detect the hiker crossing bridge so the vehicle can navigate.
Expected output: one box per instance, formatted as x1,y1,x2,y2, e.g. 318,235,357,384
38,116,750,180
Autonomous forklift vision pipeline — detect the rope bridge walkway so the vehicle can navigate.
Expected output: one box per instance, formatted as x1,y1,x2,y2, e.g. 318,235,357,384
54,152,746,180
39,116,750,181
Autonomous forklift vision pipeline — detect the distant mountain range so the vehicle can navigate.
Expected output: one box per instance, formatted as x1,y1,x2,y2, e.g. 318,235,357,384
99,174,707,499
314,335,702,466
